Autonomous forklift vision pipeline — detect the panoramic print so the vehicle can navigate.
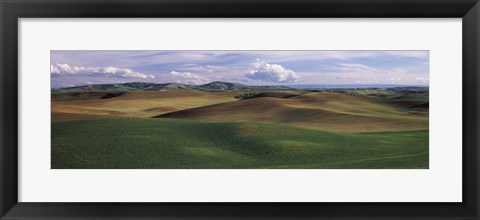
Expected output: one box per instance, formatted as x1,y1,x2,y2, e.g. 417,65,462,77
51,50,429,169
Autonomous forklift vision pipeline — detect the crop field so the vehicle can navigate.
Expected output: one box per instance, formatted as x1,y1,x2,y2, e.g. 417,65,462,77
52,118,428,169
51,85,429,169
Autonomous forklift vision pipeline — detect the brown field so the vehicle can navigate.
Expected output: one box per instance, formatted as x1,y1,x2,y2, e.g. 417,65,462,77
52,90,428,132
52,91,240,122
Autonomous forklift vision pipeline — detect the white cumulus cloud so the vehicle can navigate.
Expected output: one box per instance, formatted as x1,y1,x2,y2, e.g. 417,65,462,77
50,63,155,79
246,60,300,83
169,71,210,85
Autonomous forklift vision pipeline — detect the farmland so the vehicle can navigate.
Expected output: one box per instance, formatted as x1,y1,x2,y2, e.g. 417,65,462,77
51,82,429,169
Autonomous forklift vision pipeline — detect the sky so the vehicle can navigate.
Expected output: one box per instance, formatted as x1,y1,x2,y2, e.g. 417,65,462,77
50,50,429,88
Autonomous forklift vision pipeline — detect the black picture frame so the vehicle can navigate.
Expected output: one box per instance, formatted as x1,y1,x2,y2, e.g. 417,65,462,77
1,0,479,219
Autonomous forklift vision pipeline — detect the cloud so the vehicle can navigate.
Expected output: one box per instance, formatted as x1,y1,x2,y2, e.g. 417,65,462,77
50,51,429,71
335,63,375,72
50,63,155,79
246,60,300,83
324,63,429,85
415,77,429,83
169,71,210,85
174,64,223,73
50,64,61,74
49,51,429,87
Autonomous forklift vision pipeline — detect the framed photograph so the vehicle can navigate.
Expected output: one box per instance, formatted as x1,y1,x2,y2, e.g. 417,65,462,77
1,0,479,219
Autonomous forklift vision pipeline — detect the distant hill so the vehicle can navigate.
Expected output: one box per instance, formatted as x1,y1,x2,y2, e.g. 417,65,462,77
288,84,429,89
51,81,294,93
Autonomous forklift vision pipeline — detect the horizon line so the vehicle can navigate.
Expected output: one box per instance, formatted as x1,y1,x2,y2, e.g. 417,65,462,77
51,81,430,89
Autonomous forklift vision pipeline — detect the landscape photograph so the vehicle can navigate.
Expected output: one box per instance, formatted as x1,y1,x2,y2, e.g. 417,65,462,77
51,50,429,169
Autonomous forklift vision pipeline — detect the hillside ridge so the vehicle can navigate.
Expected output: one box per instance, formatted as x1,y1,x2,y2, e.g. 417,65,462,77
51,81,294,93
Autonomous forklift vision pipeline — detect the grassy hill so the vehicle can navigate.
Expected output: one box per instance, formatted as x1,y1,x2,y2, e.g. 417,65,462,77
51,118,428,169
51,81,294,93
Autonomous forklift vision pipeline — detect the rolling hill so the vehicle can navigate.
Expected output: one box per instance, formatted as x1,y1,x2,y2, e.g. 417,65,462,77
154,92,428,132
51,90,242,122
51,87,429,168
51,89,428,132
51,81,294,93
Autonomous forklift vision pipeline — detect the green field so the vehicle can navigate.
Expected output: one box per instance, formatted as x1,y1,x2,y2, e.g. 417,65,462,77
51,82,429,169
52,118,428,169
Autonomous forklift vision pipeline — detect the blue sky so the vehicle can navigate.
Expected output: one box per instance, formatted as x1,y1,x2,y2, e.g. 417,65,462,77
51,50,429,88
